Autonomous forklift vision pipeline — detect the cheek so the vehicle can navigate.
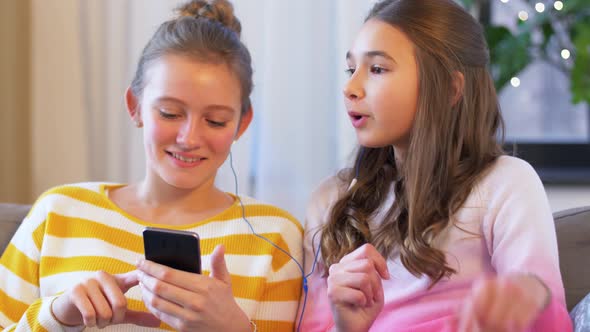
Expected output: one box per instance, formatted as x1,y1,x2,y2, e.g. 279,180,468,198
144,120,177,148
379,81,418,128
208,130,236,153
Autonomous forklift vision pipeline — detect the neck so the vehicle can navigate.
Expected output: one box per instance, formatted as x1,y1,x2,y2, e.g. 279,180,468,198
393,145,407,169
135,175,231,213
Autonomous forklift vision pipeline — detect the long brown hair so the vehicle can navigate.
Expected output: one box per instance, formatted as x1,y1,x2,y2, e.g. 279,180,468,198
130,0,253,115
320,0,505,285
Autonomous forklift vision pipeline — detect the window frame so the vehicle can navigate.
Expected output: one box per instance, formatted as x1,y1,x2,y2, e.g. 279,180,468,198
504,142,590,184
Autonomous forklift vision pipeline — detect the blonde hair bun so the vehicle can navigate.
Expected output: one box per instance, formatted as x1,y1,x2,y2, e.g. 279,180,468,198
176,0,242,37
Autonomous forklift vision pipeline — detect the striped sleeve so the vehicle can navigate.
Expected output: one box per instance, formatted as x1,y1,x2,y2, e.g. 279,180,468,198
2,295,84,332
0,197,45,329
0,189,82,331
251,274,303,331
254,207,303,331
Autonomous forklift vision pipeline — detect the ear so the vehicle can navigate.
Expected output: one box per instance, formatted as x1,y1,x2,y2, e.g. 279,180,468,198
125,86,142,127
234,106,253,141
451,71,465,106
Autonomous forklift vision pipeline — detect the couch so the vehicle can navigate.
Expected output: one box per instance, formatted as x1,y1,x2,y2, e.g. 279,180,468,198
1,203,589,311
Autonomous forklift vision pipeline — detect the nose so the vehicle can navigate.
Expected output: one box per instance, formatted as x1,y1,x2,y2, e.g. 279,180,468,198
176,116,202,149
343,71,365,100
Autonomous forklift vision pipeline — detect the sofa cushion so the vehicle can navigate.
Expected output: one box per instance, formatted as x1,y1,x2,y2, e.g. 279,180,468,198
0,203,31,253
554,206,590,311
571,291,590,331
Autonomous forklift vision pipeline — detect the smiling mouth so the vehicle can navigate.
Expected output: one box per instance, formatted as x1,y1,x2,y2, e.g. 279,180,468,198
167,151,205,163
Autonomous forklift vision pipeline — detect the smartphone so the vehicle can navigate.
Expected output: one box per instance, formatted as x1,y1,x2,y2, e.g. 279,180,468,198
143,227,201,274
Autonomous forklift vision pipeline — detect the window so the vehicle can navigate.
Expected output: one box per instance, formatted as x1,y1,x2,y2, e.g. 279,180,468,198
489,0,590,183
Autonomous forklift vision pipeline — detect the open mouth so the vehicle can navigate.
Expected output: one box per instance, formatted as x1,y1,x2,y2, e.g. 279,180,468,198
348,112,369,128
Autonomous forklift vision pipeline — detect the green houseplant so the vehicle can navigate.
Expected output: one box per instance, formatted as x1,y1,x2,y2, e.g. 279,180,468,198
461,0,590,105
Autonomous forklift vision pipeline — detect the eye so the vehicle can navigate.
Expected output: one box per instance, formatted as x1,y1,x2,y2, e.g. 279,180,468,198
370,65,387,74
158,110,180,119
345,68,355,76
207,119,227,128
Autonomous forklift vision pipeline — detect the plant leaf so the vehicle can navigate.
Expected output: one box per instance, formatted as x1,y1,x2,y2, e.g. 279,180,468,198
485,26,531,91
571,20,590,105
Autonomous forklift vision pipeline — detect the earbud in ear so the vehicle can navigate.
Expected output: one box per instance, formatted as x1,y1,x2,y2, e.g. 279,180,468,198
133,114,143,128
347,178,358,192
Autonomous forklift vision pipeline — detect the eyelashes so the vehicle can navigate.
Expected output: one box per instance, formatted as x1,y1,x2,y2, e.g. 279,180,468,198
158,110,227,128
370,65,387,74
159,110,179,119
206,120,227,128
344,65,389,76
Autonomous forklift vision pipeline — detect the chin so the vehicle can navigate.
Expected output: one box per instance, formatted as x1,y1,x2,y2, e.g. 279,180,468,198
356,135,393,149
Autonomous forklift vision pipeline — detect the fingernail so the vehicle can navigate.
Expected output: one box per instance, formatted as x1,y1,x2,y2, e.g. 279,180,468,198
136,258,144,267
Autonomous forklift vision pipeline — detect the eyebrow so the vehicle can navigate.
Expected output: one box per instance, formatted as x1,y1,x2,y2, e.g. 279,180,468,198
154,96,187,106
346,50,397,63
205,106,237,115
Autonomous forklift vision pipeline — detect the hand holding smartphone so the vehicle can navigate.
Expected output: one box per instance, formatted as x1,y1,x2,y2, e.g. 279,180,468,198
143,227,202,274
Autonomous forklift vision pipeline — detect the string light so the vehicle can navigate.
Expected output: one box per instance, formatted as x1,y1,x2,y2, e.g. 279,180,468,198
501,2,570,90
554,1,564,11
510,77,521,87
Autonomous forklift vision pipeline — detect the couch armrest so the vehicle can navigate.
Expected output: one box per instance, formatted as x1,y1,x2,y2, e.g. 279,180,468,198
0,203,31,253
554,206,590,311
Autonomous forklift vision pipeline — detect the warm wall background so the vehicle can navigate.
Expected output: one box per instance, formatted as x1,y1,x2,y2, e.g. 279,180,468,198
1,0,90,203
0,0,31,203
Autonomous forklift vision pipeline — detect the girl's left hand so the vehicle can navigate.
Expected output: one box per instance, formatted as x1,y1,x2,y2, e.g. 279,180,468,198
449,274,550,332
136,245,251,332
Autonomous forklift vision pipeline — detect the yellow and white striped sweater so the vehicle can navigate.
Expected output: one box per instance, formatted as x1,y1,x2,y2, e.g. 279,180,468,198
0,183,303,331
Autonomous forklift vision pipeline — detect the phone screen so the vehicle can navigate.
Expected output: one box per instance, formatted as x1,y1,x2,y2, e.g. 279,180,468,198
143,227,201,274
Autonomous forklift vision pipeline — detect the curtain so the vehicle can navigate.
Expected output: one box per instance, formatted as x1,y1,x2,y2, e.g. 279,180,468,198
239,0,371,219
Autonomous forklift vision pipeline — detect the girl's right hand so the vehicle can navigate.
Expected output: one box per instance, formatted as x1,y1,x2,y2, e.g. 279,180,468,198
51,270,160,328
327,244,390,332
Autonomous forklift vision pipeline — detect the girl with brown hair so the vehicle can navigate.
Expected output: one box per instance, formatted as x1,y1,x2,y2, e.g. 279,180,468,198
299,0,572,331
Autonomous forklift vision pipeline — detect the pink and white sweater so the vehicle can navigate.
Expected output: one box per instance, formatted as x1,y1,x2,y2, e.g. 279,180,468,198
299,156,572,331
